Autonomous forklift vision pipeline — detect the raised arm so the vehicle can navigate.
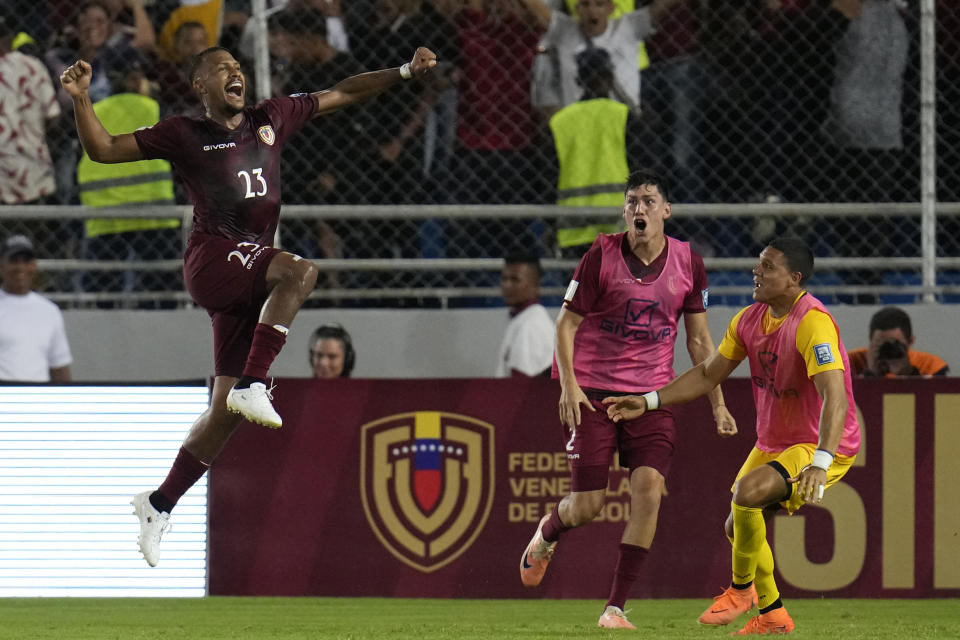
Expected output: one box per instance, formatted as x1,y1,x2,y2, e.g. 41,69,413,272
126,0,157,51
60,60,143,163
313,47,437,116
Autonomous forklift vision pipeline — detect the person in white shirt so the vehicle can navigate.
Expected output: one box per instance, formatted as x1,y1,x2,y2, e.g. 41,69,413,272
0,235,72,382
496,251,555,377
519,0,682,110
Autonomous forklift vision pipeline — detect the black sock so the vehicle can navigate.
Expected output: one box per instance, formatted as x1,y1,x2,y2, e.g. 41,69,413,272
731,581,753,590
149,490,175,514
759,598,783,614
235,375,264,390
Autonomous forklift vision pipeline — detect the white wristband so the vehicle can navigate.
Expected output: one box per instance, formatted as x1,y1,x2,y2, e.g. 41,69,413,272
399,63,413,80
642,390,660,411
811,449,834,471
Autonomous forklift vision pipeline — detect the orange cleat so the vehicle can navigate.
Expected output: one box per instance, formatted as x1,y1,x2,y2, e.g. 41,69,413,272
732,607,795,635
519,514,557,587
698,584,758,626
598,605,636,630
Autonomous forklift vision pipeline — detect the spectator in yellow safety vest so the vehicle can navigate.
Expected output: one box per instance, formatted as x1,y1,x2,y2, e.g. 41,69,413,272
75,55,180,308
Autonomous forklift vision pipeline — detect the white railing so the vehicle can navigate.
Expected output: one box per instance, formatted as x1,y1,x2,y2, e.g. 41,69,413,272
3,203,959,307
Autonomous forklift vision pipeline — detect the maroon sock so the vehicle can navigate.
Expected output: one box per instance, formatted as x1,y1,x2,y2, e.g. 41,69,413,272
242,323,287,380
541,504,570,543
605,543,649,610
157,447,210,507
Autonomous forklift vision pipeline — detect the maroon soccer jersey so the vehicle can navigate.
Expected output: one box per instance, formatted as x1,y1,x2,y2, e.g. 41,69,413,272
133,95,317,245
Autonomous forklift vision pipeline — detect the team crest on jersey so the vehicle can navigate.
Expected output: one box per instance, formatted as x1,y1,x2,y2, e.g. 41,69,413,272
257,125,275,146
360,411,495,573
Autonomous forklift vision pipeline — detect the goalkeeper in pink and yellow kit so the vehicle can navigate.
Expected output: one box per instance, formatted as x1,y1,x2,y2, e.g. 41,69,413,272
605,236,861,635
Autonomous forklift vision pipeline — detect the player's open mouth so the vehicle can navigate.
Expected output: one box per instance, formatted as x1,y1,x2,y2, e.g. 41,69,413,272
226,81,243,98
634,219,646,232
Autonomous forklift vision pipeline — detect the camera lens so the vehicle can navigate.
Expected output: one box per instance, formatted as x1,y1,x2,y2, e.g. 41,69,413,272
877,340,907,360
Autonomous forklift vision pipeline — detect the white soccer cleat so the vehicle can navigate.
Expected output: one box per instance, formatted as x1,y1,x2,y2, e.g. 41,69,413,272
226,381,282,428
598,605,637,630
131,491,171,567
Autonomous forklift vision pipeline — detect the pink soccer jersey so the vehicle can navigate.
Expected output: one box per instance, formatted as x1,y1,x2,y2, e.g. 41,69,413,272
736,293,861,457
555,234,701,392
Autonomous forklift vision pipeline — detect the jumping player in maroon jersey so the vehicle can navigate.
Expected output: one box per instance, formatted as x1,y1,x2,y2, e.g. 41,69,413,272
60,45,436,567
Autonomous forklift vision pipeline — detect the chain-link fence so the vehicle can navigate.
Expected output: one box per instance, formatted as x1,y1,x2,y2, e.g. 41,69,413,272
1,0,958,307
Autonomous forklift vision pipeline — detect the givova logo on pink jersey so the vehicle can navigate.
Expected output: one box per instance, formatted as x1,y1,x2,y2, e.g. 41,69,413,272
360,411,495,573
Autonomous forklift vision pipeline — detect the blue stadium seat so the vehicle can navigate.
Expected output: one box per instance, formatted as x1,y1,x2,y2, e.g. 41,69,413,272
880,271,922,305
939,270,960,303
451,270,502,308
807,271,846,305
708,271,755,307
540,269,567,308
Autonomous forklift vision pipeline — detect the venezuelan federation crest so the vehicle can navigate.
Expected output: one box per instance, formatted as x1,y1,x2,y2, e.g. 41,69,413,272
257,125,275,145
360,411,495,573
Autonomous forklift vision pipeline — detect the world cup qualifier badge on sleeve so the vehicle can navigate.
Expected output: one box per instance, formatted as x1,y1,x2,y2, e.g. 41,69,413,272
813,343,835,366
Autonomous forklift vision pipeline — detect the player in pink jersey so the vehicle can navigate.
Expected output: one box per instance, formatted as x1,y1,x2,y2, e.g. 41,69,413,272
604,237,861,635
519,169,738,630
60,45,436,567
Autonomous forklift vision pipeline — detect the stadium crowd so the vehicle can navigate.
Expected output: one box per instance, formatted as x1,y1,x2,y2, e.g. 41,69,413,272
2,0,959,299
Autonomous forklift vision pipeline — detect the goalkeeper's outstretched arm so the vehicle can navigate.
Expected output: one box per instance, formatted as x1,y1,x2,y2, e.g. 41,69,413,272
603,351,740,422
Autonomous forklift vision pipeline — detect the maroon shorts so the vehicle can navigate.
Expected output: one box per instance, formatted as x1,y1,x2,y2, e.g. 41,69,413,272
183,233,282,377
566,397,676,492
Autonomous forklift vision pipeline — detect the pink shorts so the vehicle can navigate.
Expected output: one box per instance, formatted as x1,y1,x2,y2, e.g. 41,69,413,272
566,396,675,492
183,233,282,377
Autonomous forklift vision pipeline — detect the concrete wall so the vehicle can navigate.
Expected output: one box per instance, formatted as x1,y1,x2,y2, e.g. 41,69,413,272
63,304,958,381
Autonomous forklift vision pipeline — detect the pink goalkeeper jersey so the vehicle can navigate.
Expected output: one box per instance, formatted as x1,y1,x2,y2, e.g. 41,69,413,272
736,293,860,456
560,234,695,392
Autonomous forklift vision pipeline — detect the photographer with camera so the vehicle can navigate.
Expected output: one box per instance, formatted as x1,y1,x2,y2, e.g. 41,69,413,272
848,307,949,377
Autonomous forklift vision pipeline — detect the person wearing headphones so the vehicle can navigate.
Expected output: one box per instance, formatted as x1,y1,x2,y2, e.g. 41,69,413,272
309,324,356,378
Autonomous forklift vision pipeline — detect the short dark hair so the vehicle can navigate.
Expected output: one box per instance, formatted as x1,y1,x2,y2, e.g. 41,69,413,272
574,47,614,94
310,323,356,377
78,1,111,18
625,169,670,203
189,46,231,83
107,53,147,94
767,236,814,286
869,306,913,340
504,250,542,279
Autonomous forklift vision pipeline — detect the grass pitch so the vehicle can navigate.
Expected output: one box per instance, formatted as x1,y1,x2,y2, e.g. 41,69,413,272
0,597,956,640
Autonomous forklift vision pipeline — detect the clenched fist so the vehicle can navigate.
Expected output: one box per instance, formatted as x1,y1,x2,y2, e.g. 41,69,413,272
60,60,93,97
408,47,438,77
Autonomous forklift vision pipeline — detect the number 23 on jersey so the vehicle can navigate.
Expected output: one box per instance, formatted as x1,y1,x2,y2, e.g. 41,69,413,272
238,168,267,198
